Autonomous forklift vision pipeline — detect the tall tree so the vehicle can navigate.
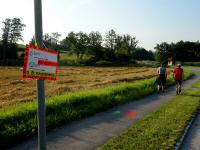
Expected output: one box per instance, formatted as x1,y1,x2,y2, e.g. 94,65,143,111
60,32,75,51
1,19,11,59
1,18,11,44
115,34,138,62
154,42,172,64
76,32,90,59
62,31,90,59
87,31,103,60
51,32,61,45
1,18,25,59
1,18,25,44
42,32,61,50
88,31,102,47
105,29,117,50
9,18,26,43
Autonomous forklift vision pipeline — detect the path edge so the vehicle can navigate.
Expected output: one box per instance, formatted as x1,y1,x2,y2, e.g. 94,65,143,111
175,109,200,150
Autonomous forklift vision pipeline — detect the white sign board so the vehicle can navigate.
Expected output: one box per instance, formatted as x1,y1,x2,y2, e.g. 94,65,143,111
23,45,58,80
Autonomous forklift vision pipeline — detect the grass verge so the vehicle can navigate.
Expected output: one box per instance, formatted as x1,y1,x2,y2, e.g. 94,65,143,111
192,79,200,88
0,71,193,148
98,80,200,150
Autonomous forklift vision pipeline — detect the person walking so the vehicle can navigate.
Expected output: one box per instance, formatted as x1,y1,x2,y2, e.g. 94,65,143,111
157,63,167,93
173,64,184,95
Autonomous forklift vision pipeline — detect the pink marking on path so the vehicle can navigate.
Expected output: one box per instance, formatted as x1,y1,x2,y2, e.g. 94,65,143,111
126,111,137,119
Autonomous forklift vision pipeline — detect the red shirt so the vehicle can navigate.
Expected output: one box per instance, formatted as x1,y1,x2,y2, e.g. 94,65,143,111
174,67,183,80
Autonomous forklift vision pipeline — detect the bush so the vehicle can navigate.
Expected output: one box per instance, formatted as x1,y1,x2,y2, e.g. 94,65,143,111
0,59,23,66
77,55,97,66
0,43,18,60
115,47,131,62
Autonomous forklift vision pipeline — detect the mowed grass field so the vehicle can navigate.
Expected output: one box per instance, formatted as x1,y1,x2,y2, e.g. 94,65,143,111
0,66,158,108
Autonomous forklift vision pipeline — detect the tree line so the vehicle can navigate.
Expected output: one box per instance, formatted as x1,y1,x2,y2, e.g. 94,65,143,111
155,41,200,64
30,29,154,64
1,17,199,66
0,17,154,64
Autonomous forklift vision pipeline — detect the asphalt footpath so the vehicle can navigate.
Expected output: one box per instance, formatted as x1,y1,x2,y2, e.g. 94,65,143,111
8,67,200,150
181,111,200,150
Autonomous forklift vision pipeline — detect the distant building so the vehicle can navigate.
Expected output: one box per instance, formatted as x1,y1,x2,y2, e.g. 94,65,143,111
168,56,173,66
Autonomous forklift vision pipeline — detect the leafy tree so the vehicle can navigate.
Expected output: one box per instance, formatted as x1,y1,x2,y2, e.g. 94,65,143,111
51,32,61,45
154,42,171,64
173,41,200,62
60,35,73,51
104,29,117,50
133,47,154,60
42,32,62,50
43,33,51,43
9,18,26,43
75,32,90,59
62,31,90,59
0,18,25,59
2,18,11,44
88,31,102,47
115,43,130,62
115,34,138,62
87,31,103,60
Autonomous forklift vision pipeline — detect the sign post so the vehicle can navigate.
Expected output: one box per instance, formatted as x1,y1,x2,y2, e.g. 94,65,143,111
23,45,58,149
34,0,46,149
23,1,58,149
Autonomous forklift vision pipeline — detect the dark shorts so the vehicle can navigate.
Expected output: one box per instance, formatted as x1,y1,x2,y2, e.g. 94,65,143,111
158,74,166,85
176,80,182,85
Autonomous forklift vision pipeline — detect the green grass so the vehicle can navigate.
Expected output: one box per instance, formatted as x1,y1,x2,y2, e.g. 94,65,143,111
183,89,200,97
184,62,200,67
0,70,193,148
98,81,200,150
192,80,200,88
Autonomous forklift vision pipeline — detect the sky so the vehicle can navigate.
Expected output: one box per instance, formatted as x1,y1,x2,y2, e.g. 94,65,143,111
0,0,200,50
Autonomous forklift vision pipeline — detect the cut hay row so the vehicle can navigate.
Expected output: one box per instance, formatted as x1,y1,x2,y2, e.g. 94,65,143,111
0,66,157,108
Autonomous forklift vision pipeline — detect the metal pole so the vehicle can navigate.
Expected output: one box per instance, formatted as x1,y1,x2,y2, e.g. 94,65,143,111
34,0,46,150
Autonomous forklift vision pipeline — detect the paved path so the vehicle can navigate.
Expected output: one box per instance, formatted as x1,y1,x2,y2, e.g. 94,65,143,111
8,67,200,150
181,112,200,150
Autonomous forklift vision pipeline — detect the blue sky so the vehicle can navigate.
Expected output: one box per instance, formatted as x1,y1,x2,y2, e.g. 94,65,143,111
0,0,200,50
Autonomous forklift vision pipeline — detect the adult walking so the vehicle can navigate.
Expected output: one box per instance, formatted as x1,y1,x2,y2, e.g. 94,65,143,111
157,63,167,93
173,64,184,95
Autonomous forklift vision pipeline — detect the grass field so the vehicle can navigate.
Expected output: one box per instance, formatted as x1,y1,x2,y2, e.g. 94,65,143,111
0,66,158,108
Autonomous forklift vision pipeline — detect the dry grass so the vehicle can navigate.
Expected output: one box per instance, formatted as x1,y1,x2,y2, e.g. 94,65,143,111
0,66,158,108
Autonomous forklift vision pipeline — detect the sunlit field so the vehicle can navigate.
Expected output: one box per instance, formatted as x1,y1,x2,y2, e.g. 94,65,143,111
0,66,157,108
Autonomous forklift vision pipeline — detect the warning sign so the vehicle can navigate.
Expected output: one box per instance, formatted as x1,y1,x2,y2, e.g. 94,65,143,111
23,45,58,80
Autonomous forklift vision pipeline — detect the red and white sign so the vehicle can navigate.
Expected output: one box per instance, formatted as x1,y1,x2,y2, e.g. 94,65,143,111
23,45,58,80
